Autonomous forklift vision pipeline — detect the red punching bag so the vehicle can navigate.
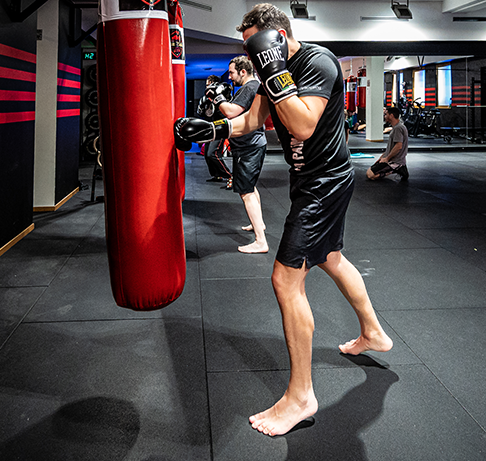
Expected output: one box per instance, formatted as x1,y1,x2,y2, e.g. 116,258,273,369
357,68,366,108
168,0,186,201
97,0,186,310
346,75,357,112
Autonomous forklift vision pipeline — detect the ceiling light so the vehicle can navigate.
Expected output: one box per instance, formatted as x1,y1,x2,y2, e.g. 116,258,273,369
391,1,413,20
290,1,309,19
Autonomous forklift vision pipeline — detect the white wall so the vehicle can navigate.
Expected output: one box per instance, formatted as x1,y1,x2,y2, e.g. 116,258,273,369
34,0,59,208
179,1,486,42
181,0,250,41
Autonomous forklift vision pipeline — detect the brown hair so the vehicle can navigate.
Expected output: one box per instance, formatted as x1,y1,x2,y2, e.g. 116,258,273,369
206,75,220,84
229,55,254,76
386,107,401,120
236,3,293,38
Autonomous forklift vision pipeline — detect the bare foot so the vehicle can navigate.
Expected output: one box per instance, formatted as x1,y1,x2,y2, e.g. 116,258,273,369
249,391,318,436
339,331,393,355
241,224,266,232
238,241,269,254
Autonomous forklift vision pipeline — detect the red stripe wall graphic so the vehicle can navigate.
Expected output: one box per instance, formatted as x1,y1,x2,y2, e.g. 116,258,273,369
57,61,81,118
0,44,81,123
450,85,481,106
0,44,36,64
425,88,436,107
0,43,36,124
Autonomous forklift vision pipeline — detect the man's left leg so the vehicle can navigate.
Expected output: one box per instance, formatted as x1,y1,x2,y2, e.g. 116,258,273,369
318,251,393,355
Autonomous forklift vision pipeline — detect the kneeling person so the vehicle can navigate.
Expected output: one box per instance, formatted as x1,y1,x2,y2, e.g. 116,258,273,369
367,107,409,181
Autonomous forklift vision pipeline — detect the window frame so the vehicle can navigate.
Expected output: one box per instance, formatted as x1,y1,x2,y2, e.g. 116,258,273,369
436,63,452,109
413,68,426,108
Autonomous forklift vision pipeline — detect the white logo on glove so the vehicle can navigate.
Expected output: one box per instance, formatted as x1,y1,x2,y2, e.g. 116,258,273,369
257,46,285,69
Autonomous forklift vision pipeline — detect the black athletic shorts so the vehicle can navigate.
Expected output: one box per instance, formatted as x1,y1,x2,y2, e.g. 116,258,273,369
276,170,355,269
232,145,266,194
370,161,397,177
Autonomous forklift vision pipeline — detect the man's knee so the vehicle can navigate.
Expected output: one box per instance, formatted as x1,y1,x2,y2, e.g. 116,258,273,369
366,168,379,180
272,260,307,294
318,251,343,274
271,265,286,294
240,190,256,201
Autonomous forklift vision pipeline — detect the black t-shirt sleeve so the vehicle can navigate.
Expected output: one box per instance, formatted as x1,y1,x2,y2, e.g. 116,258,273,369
231,81,258,111
295,52,337,100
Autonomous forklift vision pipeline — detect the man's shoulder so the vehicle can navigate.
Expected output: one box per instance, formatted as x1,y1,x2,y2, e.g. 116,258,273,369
396,122,408,133
242,79,260,92
299,42,337,62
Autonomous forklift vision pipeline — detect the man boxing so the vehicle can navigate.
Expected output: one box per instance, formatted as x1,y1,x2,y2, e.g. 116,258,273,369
205,56,268,253
174,3,393,436
197,75,232,186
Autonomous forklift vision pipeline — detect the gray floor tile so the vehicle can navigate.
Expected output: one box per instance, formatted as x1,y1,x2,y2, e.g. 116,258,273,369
28,199,104,240
197,234,276,280
201,276,418,373
342,248,486,310
0,239,79,288
428,192,486,213
0,287,45,347
0,318,210,461
208,365,486,461
415,227,486,271
26,254,201,322
352,181,446,205
380,202,486,229
344,212,439,250
381,307,486,428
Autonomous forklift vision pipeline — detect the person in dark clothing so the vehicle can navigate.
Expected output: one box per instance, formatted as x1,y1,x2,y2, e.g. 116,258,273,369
174,3,393,437
207,56,268,253
197,75,232,184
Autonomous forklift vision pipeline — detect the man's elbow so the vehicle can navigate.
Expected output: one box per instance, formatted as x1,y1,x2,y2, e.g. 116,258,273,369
291,127,315,142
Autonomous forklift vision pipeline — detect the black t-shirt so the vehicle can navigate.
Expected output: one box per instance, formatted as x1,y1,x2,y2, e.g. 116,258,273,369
229,79,266,151
259,42,352,178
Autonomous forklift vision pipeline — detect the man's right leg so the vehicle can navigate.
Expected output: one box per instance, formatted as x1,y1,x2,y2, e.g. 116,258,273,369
238,188,268,253
318,251,393,355
249,260,318,436
242,187,266,231
206,140,231,179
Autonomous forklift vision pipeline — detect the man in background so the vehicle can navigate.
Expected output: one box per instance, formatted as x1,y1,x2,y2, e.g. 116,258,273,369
367,107,409,181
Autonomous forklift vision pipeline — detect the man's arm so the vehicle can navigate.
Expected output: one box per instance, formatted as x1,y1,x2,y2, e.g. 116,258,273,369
380,142,402,163
274,95,328,141
218,101,245,119
173,94,270,150
229,93,270,138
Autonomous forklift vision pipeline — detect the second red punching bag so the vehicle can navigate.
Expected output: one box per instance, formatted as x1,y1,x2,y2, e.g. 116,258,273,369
97,0,186,310
168,0,186,201
346,75,357,113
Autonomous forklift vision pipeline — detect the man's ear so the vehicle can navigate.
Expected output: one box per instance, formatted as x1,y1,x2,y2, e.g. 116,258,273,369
278,28,288,38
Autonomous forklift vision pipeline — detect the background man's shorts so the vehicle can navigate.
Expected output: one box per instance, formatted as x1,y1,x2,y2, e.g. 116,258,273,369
232,145,266,194
370,161,399,177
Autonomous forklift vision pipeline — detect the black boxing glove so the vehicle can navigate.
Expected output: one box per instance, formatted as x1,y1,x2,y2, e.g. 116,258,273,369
221,82,233,100
197,95,215,118
243,29,297,104
174,117,233,151
205,83,231,108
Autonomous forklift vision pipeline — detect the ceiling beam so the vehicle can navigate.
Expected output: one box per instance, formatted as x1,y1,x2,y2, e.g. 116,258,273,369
442,0,486,13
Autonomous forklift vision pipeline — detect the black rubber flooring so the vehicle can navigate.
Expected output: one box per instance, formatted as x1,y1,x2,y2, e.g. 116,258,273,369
1,150,486,460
